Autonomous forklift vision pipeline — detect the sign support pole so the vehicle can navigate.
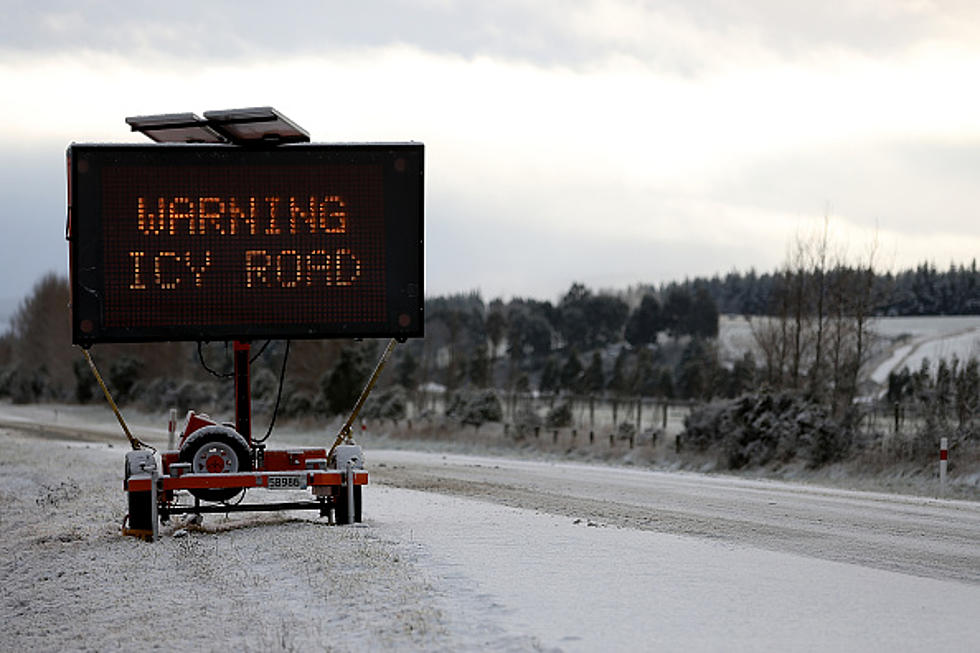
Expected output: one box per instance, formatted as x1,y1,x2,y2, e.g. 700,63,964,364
234,341,252,444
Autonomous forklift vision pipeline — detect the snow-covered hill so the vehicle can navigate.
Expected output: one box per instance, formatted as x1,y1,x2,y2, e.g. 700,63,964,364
718,314,980,388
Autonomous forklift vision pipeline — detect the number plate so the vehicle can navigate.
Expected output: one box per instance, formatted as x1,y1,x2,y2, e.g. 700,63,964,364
266,474,307,490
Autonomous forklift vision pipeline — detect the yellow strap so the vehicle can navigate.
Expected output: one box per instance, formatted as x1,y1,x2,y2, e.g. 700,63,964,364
81,348,154,452
328,338,398,460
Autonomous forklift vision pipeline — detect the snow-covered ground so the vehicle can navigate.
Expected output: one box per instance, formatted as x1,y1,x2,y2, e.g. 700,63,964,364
375,485,978,652
2,406,979,652
869,318,980,384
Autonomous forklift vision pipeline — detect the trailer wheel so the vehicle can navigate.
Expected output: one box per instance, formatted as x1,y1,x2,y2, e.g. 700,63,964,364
334,486,362,524
179,425,252,502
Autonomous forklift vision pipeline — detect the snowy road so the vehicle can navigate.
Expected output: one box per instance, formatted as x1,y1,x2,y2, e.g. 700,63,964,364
371,485,979,652
370,450,980,583
2,409,979,651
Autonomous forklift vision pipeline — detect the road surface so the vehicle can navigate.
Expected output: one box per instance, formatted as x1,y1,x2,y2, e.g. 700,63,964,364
370,449,980,583
1,405,978,651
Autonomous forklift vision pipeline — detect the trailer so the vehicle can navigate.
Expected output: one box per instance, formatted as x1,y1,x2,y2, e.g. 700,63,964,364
124,419,367,537
67,108,423,539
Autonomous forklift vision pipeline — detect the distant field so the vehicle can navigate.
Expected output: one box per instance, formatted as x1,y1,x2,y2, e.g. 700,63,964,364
718,314,980,388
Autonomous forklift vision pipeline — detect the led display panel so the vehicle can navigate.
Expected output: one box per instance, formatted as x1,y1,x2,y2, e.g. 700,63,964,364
68,143,423,344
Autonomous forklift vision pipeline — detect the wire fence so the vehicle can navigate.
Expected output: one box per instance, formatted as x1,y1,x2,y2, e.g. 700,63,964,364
403,389,975,450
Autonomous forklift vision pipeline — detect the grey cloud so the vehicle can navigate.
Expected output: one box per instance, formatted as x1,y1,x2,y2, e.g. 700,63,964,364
425,190,781,302
0,1,586,65
713,139,980,235
2,1,974,73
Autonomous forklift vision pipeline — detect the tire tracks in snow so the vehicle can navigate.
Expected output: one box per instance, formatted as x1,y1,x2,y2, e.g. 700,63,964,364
372,453,980,584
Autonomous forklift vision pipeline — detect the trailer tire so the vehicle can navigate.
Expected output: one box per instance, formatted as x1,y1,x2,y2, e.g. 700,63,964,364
179,425,252,502
334,486,362,524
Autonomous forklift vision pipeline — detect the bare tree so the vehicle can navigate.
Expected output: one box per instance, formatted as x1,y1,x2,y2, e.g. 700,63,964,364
752,219,883,417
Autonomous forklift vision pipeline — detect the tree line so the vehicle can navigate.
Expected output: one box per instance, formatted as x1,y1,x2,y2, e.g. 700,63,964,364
679,259,980,317
1,254,977,426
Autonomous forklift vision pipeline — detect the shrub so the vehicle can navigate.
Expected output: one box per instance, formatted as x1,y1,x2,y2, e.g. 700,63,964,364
174,380,216,414
132,377,178,411
108,356,143,403
446,389,503,427
0,365,13,398
6,364,50,404
362,385,408,423
616,421,637,441
680,391,853,469
72,358,96,403
320,343,376,416
283,389,315,417
545,402,573,428
511,403,541,439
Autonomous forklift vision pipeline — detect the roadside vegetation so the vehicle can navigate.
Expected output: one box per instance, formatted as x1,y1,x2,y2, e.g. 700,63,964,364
1,236,977,483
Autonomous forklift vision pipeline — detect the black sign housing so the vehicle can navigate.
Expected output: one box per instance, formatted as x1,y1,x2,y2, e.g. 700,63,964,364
67,143,423,345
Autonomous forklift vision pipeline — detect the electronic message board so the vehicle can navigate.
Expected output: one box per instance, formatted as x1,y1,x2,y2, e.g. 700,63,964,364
67,143,423,345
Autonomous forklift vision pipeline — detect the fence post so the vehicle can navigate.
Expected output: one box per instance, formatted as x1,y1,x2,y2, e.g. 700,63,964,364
636,398,642,433
589,430,594,444
662,403,668,430
940,437,948,497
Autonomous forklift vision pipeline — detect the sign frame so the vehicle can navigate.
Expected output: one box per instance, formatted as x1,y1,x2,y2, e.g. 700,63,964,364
67,142,424,345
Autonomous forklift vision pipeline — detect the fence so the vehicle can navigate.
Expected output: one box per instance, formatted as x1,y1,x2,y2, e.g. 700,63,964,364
408,390,695,448
408,389,973,444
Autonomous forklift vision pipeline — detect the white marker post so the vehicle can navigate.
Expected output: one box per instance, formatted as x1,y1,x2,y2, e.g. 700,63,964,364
939,437,948,497
168,408,177,450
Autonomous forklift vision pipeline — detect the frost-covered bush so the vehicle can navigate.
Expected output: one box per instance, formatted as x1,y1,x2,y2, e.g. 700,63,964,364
252,367,280,403
681,391,853,469
511,403,542,439
174,380,216,414
545,402,573,428
131,377,178,411
445,389,503,427
616,421,637,441
0,364,14,398
362,385,408,423
5,364,51,404
72,358,96,403
283,388,315,417
320,342,377,416
107,356,142,403
679,401,729,451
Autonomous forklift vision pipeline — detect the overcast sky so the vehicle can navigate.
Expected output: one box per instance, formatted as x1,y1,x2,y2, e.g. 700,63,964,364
2,0,979,309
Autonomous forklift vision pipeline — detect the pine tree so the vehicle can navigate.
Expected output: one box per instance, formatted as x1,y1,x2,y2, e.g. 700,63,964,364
583,351,605,395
